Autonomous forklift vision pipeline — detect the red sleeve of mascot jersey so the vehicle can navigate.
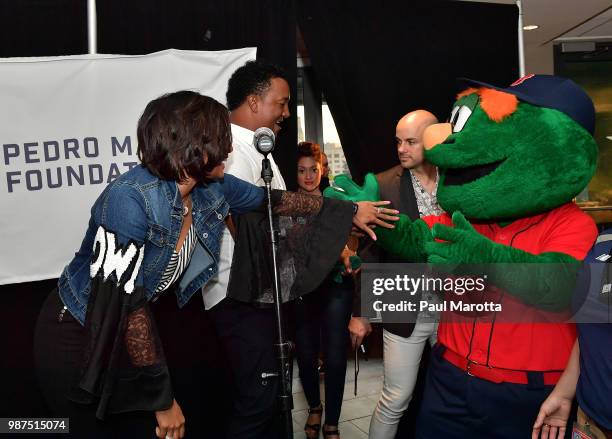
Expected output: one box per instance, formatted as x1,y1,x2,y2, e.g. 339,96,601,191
540,203,598,260
421,213,450,229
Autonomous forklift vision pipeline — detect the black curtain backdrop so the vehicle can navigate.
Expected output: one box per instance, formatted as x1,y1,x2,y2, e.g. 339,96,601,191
0,0,87,57
0,1,296,429
297,0,519,182
97,0,298,190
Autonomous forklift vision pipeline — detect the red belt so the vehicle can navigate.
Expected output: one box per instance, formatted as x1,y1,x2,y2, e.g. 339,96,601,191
443,349,562,385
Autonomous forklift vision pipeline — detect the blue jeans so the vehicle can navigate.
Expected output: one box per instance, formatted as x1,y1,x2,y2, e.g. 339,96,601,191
292,276,354,426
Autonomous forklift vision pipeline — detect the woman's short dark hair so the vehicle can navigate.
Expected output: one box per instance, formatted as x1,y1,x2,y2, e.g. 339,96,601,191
226,60,288,111
297,141,322,165
137,90,231,182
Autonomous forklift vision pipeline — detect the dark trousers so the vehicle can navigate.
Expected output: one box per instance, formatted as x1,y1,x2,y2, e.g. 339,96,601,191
416,344,555,439
292,277,353,426
33,289,156,438
209,298,283,439
151,289,230,439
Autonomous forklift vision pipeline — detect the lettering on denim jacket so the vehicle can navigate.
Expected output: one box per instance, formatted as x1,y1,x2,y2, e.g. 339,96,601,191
90,225,144,295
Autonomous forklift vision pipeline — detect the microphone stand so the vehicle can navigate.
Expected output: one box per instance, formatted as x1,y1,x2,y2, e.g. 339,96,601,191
260,155,293,439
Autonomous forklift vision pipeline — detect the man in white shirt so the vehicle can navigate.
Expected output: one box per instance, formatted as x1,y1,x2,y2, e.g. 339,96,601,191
204,60,290,439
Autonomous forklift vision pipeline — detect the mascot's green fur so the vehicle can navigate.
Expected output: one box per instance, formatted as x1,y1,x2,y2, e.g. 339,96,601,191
430,90,597,220
326,75,598,311
325,75,600,438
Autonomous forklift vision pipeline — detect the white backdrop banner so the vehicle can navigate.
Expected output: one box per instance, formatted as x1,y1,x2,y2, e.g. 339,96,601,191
0,48,256,285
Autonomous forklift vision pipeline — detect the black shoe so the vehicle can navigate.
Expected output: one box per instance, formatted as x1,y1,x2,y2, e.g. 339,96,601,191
304,404,323,438
322,424,339,438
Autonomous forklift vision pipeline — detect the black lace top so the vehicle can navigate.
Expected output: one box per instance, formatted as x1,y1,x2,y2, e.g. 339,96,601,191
227,192,354,304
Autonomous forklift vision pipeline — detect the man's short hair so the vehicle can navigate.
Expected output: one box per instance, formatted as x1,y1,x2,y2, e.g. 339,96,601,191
226,60,288,111
137,90,232,183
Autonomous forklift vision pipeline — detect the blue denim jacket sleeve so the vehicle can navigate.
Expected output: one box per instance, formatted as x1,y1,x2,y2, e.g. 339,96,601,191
221,173,265,215
101,182,148,247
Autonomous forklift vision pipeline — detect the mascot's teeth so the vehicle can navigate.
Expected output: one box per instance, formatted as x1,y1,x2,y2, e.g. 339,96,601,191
444,159,505,186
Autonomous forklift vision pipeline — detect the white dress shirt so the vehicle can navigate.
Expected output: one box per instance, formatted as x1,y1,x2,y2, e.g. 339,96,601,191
202,123,286,310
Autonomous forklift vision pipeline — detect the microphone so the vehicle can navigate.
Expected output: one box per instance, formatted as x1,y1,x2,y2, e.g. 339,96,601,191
253,127,275,155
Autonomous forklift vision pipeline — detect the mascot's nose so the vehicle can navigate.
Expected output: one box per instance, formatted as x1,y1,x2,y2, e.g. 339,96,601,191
423,123,452,150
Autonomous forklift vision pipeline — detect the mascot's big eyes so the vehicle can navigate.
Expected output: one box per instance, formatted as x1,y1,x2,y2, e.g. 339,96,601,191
450,105,473,133
449,92,480,133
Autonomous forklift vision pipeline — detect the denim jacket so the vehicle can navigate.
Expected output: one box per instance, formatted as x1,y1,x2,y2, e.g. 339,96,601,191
58,165,263,325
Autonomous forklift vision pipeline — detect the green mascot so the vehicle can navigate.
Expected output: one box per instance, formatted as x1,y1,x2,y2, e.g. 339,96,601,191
325,74,599,438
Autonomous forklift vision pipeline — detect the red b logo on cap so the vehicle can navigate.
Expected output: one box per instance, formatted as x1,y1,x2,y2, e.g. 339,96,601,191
510,74,535,87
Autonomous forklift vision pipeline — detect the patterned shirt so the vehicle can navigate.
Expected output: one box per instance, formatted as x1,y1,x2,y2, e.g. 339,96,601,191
410,170,443,217
410,169,443,318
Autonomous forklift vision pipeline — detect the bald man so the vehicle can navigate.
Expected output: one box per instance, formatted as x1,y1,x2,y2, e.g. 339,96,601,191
350,110,442,439
395,110,439,195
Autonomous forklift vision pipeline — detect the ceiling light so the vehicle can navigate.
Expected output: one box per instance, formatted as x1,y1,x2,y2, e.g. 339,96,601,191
523,25,539,31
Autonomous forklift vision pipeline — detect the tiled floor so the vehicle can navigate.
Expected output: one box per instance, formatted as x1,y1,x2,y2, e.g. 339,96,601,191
291,357,383,439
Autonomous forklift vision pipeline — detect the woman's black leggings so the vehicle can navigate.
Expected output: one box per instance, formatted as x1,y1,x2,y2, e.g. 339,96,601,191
292,276,354,426
33,289,156,438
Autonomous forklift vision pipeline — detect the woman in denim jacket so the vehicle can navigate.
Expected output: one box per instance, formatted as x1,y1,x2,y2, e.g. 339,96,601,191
33,90,392,439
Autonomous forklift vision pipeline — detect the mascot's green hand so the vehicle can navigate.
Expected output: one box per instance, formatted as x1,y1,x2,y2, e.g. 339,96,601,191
376,215,432,262
323,173,381,202
425,211,579,312
425,211,493,264
332,255,362,283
